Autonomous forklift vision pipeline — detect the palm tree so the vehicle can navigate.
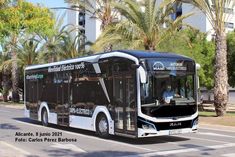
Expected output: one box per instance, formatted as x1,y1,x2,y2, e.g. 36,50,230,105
40,24,90,62
39,12,88,62
8,34,20,102
92,0,192,51
188,0,235,116
65,0,119,30
0,36,41,101
40,33,62,63
65,0,120,51
39,14,67,63
16,37,41,98
1,0,54,102
0,0,10,8
0,42,12,102
58,31,91,60
17,37,40,69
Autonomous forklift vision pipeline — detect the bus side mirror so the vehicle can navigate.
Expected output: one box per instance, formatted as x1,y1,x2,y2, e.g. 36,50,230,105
196,63,200,89
196,63,201,70
139,66,147,84
197,76,200,90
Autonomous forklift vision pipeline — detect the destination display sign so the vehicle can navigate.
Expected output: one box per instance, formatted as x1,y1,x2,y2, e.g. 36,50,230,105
145,58,195,72
152,61,187,71
48,62,85,73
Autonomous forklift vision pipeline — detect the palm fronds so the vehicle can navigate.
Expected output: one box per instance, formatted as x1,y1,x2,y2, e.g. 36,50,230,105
93,0,192,51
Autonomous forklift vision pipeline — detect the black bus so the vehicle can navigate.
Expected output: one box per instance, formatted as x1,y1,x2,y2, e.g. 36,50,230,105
25,50,199,138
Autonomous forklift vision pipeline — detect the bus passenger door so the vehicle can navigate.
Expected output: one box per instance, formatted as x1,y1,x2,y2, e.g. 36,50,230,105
56,72,70,126
113,73,136,136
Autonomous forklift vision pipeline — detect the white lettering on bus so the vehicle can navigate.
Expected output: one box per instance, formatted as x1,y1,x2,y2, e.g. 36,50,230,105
48,62,85,73
48,66,61,73
69,108,92,116
75,62,85,69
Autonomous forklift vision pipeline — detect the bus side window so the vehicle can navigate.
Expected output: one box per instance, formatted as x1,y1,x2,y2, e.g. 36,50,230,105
72,62,109,106
41,73,57,104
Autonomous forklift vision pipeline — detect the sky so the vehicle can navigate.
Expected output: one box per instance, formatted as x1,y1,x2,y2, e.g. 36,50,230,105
26,0,68,25
27,0,67,9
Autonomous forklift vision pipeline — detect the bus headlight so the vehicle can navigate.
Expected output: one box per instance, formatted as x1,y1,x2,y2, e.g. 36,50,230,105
142,123,155,130
194,119,198,126
192,117,198,130
138,118,157,130
193,118,198,126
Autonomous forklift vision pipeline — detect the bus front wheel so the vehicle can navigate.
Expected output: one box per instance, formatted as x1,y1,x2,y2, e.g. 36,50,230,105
41,108,49,126
96,113,109,138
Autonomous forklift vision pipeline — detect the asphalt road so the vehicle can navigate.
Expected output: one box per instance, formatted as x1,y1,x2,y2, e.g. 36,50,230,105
1,106,235,157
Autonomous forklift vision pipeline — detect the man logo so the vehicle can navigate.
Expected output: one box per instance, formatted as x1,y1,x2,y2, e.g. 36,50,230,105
153,62,164,70
169,122,182,127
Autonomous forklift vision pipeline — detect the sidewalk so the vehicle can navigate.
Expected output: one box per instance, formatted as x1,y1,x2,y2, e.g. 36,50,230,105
199,124,235,132
201,103,235,112
0,141,29,157
0,102,24,109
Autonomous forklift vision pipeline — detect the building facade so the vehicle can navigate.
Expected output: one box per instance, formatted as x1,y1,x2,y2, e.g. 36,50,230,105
67,2,102,44
67,0,235,43
172,1,235,40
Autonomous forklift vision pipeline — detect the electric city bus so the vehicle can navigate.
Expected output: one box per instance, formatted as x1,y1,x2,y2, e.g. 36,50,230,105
24,50,199,138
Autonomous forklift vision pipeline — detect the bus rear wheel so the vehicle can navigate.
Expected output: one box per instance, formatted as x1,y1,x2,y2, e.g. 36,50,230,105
96,113,109,138
41,108,49,126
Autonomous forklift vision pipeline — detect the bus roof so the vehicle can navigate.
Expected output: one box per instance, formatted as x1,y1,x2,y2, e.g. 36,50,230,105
25,50,194,70
116,50,193,60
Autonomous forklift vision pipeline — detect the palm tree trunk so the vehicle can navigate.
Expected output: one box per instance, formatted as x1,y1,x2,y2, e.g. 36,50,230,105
12,52,20,102
101,15,113,52
11,36,20,103
104,44,113,52
144,43,156,51
214,32,228,116
2,74,10,102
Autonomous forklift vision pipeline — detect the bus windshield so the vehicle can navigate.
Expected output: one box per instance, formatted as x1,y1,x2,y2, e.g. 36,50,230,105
140,58,197,117
141,72,195,105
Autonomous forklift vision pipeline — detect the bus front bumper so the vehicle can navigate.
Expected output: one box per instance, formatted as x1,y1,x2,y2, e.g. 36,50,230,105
138,127,198,137
137,116,198,137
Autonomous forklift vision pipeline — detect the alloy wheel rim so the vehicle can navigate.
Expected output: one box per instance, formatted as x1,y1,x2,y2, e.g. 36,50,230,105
43,111,48,124
99,118,108,133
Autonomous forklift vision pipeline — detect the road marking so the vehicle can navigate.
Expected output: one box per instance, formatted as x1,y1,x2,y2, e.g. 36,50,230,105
0,109,11,113
122,143,235,157
198,132,235,138
0,141,31,156
15,120,152,152
51,143,86,153
221,153,235,157
176,135,228,144
206,143,235,149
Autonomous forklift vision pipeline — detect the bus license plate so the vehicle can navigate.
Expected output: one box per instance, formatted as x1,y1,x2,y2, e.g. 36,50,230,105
169,129,182,135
